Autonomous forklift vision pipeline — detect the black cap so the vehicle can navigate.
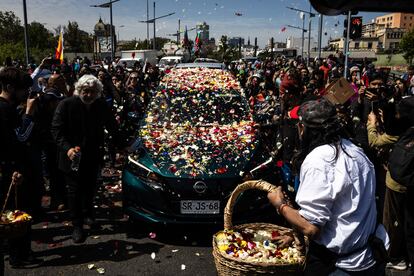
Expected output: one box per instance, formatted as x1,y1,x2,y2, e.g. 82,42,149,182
298,99,338,128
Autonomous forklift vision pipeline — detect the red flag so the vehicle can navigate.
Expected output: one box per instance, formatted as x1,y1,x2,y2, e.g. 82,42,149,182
194,31,202,54
281,26,286,32
55,28,64,64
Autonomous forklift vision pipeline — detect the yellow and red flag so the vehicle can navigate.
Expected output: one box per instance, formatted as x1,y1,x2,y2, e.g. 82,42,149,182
55,28,64,64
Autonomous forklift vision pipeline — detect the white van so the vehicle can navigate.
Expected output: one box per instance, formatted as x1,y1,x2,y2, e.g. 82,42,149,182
158,56,185,71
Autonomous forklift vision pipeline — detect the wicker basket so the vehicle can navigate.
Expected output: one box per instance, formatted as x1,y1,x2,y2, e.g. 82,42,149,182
212,180,306,276
0,220,31,239
0,179,32,239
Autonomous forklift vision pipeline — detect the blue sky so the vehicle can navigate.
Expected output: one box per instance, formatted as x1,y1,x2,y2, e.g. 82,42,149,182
1,0,384,47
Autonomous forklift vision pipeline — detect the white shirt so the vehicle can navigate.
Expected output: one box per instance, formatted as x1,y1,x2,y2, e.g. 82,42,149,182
296,139,386,271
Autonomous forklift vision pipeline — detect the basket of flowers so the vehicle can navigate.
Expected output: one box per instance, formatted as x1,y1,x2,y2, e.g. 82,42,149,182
0,179,32,239
212,180,306,275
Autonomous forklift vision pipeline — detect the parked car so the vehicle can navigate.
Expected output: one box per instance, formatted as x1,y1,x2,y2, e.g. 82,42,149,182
123,67,279,224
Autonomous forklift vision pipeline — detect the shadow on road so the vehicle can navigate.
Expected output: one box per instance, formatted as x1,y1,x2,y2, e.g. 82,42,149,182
37,239,163,266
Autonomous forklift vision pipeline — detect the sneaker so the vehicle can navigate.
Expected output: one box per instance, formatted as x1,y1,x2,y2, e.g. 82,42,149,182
72,226,85,244
386,260,407,271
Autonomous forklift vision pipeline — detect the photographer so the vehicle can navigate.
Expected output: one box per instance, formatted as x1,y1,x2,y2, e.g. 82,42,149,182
30,57,60,93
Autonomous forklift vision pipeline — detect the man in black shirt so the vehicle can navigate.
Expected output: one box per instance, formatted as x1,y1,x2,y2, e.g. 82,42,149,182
51,74,121,243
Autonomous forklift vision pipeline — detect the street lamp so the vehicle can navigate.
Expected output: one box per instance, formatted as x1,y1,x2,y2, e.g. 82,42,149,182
287,6,316,64
90,0,120,62
139,2,175,50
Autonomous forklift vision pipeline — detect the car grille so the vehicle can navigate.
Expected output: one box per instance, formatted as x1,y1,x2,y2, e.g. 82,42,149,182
163,177,240,201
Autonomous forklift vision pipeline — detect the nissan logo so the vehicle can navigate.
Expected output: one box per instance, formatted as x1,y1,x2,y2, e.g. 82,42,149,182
193,181,208,194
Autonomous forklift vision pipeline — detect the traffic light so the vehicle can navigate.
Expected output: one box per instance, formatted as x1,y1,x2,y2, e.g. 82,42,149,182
343,16,362,39
350,16,362,39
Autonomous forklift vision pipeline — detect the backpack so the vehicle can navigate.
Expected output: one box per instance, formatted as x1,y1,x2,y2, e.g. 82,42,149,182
388,127,414,186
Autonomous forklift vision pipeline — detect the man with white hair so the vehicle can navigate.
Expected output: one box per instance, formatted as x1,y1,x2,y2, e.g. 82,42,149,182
51,74,121,243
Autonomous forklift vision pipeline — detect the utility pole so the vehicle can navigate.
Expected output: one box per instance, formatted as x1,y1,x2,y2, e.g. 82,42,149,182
22,0,30,65
307,4,312,66
287,6,315,62
254,37,258,57
146,0,149,48
139,4,175,51
301,13,305,59
178,19,181,45
318,14,323,60
287,24,308,57
344,11,352,78
153,2,156,50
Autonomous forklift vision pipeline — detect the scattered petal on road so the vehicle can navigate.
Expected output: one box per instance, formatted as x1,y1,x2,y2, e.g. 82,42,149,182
149,232,157,239
88,264,95,270
181,264,186,270
172,249,179,253
151,252,156,259
97,267,105,274
195,253,200,256
126,245,133,250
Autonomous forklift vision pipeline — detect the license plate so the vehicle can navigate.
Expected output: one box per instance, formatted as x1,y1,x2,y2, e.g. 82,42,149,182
180,200,220,214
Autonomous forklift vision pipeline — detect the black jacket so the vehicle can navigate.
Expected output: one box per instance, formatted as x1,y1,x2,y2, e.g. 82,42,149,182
51,96,120,173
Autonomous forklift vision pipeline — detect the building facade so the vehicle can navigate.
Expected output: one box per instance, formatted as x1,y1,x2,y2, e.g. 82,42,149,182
286,36,317,53
93,17,116,57
329,37,379,51
375,13,414,30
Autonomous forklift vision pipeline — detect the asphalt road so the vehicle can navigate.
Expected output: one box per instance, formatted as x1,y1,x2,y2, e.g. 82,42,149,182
2,170,412,276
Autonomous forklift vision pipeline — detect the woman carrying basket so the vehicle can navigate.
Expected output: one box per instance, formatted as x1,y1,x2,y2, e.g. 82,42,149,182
268,99,389,275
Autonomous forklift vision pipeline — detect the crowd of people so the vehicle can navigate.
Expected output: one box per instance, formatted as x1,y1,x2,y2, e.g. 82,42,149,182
0,53,413,275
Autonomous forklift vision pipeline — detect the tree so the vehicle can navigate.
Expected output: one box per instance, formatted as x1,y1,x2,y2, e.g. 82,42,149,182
400,28,414,65
64,21,93,53
0,11,24,45
28,21,54,50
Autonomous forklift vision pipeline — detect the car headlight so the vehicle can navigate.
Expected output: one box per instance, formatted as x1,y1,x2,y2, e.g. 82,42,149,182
127,155,165,191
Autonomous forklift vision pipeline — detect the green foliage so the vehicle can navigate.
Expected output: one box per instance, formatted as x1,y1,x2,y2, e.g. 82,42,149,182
0,11,94,64
400,28,414,65
0,42,25,64
64,21,93,53
28,21,55,50
0,11,24,45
